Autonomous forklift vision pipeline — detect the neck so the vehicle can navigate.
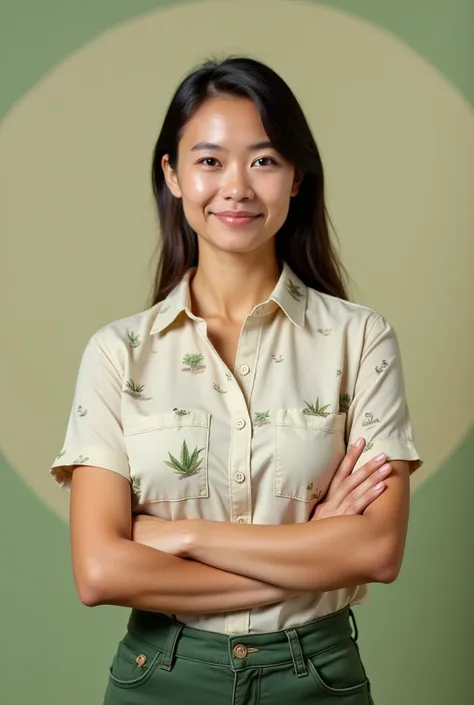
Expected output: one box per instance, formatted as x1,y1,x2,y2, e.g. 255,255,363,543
190,247,281,323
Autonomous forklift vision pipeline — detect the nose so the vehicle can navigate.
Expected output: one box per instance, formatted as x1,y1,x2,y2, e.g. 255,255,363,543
221,166,254,201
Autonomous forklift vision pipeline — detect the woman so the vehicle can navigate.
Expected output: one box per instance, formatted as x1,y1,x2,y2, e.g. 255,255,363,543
51,56,422,704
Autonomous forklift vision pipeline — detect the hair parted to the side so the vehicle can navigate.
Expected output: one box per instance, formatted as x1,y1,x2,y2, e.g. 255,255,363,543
149,55,349,305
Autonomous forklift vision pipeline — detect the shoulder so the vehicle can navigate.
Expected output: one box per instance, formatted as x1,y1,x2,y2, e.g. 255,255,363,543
81,304,161,367
306,288,388,331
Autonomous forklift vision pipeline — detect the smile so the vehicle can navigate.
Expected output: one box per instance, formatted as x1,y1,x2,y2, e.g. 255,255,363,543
212,213,262,227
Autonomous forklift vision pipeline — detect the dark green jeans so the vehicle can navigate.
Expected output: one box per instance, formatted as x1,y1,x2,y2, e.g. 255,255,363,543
103,606,374,704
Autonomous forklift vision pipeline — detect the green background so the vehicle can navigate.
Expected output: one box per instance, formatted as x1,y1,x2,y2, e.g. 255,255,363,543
1,1,473,703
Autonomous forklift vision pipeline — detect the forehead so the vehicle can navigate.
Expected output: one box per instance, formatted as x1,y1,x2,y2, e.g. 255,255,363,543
180,95,269,147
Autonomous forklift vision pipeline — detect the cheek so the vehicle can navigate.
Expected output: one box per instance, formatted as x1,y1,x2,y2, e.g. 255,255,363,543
181,172,215,201
259,176,294,219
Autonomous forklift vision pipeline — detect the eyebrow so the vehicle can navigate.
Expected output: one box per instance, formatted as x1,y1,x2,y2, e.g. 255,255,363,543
190,140,274,152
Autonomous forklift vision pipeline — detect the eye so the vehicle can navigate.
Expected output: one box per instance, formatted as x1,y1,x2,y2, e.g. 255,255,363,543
253,157,278,167
197,157,221,167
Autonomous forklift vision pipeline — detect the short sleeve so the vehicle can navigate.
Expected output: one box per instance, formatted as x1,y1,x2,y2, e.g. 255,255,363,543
50,332,130,490
346,314,422,474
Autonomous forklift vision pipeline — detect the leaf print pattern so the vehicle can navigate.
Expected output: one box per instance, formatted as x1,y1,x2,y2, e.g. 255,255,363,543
173,408,190,416
127,331,141,348
306,482,323,501
286,278,303,302
272,354,284,363
303,399,331,417
123,378,152,401
77,405,88,417
375,360,388,374
336,369,342,377
225,372,233,381
253,411,270,427
73,454,89,464
213,382,227,394
56,450,66,460
317,328,332,336
182,353,206,374
362,412,380,428
362,441,374,453
339,394,351,413
164,440,205,479
131,476,141,497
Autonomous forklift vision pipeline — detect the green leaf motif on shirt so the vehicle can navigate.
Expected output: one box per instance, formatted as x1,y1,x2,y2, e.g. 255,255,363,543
362,441,374,453
173,407,190,416
254,411,270,427
225,372,233,381
131,476,141,497
375,360,388,374
362,412,380,428
124,378,152,401
339,394,351,413
77,405,88,417
317,328,332,336
272,354,284,363
303,399,331,417
182,352,206,374
336,369,342,377
286,279,303,302
127,331,141,348
73,454,89,464
306,481,323,501
56,450,66,460
213,382,227,394
164,440,205,479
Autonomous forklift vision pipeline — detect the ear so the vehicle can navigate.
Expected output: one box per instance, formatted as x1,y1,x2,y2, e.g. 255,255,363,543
162,154,182,198
291,169,303,197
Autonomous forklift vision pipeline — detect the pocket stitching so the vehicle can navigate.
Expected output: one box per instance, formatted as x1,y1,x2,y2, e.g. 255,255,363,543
108,647,163,689
306,658,368,696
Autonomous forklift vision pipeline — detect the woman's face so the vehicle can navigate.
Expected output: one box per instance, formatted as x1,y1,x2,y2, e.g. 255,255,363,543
162,95,300,257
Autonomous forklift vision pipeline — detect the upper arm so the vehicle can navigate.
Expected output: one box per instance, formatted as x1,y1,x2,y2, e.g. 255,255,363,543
50,332,133,599
347,314,422,475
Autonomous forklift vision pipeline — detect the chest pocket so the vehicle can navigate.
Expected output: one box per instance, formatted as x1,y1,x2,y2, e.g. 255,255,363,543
123,410,210,503
274,409,346,502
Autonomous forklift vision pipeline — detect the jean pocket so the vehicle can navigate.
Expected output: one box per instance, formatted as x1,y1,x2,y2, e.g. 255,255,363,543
306,638,370,700
108,632,163,689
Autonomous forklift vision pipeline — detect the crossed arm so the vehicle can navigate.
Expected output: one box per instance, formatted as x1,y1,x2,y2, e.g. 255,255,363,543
70,441,411,614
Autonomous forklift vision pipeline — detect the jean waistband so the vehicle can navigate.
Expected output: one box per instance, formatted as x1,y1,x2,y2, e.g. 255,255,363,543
127,606,356,676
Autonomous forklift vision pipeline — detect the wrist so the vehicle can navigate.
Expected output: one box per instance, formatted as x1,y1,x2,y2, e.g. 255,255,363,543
180,518,203,558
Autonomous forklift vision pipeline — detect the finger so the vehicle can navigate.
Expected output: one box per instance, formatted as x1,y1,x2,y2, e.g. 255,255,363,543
331,453,388,507
326,438,366,497
341,482,387,515
350,463,392,501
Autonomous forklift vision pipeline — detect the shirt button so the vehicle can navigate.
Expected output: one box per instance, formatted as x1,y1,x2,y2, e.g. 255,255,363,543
236,419,246,430
239,364,250,376
235,472,246,483
237,517,247,523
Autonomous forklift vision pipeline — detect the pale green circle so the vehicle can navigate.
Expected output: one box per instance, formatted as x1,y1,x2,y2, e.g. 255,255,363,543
0,0,473,519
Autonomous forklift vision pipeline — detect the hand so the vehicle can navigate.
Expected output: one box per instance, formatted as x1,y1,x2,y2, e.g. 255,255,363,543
132,514,194,557
311,439,391,521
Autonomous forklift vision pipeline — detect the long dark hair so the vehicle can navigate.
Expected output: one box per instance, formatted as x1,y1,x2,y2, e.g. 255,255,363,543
150,56,349,305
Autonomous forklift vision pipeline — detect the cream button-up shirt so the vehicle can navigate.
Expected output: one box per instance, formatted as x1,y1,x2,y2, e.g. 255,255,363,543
51,262,422,635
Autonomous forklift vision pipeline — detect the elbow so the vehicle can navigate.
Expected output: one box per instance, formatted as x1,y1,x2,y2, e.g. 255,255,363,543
371,537,405,584
75,557,110,607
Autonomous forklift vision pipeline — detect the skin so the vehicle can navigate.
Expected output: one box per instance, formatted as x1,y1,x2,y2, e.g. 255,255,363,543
70,95,411,611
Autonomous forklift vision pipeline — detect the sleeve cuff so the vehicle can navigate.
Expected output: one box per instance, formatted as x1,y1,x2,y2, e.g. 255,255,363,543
353,439,423,475
50,445,130,490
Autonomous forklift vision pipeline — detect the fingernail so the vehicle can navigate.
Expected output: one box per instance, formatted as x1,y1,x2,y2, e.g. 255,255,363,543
375,482,385,490
378,463,391,474
354,437,364,448
375,453,386,462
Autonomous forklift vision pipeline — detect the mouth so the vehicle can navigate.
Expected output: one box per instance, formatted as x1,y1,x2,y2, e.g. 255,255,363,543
211,211,263,227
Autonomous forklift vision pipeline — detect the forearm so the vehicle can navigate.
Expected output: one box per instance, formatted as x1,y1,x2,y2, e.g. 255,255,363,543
78,538,295,613
189,516,389,591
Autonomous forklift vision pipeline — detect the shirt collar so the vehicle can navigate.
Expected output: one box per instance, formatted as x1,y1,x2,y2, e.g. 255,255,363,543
150,261,307,335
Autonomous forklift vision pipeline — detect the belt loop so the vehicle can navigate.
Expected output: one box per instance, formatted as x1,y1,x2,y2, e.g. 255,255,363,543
159,622,183,671
349,608,359,643
285,628,308,678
